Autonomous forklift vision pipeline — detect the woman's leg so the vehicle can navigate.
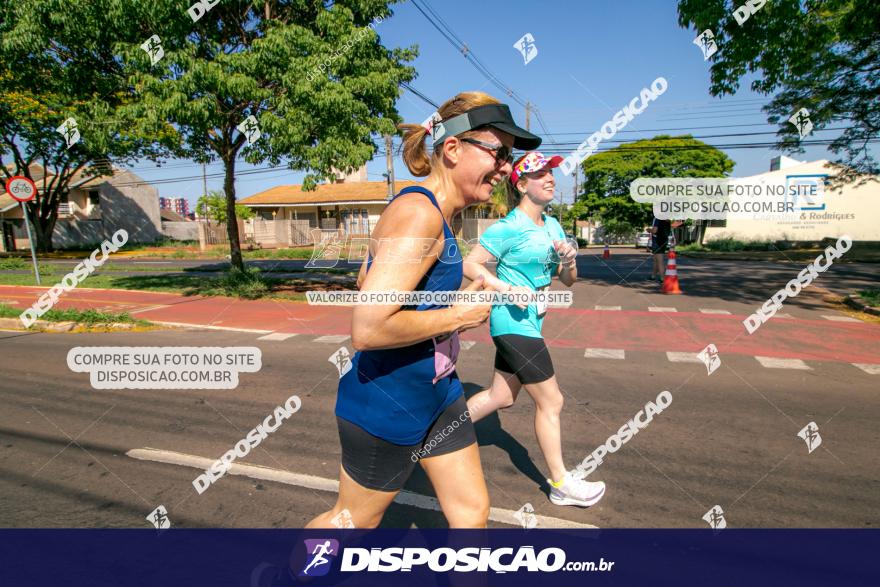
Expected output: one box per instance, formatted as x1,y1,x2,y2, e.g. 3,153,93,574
522,375,567,483
466,369,522,423
420,443,490,528
305,466,399,529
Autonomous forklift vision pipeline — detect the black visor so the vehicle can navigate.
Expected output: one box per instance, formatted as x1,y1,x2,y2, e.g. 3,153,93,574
430,104,542,150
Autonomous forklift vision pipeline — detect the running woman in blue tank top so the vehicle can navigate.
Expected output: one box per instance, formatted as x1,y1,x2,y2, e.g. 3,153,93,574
306,92,541,529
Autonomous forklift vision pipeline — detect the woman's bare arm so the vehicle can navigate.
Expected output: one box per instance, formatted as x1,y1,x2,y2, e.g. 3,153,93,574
351,196,489,351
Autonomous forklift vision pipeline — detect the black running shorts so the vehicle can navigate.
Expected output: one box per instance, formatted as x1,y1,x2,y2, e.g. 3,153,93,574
492,334,555,384
337,394,477,492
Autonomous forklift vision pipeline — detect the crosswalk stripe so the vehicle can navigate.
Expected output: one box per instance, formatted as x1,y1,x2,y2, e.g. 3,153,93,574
257,332,299,341
314,334,351,343
755,356,811,370
666,352,701,363
460,341,476,350
852,363,880,375
584,348,625,360
648,307,677,312
594,305,621,311
699,309,731,315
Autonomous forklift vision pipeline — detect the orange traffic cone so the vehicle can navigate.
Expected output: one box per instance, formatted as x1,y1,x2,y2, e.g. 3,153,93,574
662,250,682,294
602,244,610,259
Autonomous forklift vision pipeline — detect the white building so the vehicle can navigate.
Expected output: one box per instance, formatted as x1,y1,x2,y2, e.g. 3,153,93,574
703,157,880,243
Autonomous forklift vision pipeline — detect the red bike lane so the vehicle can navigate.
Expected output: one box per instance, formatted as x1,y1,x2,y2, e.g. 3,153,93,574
2,285,878,364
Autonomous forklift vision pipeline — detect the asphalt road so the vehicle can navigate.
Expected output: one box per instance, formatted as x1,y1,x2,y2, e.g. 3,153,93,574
1,317,877,529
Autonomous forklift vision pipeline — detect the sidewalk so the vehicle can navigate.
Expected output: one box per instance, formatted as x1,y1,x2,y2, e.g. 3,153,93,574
2,284,879,365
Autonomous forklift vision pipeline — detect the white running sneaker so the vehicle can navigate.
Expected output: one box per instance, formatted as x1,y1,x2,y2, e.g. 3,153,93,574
549,473,606,507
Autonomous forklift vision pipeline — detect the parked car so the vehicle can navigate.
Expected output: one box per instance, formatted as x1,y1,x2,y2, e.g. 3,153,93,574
635,231,651,249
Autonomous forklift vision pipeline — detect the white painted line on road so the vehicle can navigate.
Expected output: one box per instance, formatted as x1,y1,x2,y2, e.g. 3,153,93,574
594,305,621,311
126,448,595,529
699,309,731,315
584,348,625,360
852,363,880,375
772,314,794,319
754,356,812,370
666,352,701,363
460,341,476,351
648,307,677,313
151,320,273,334
258,332,299,341
314,334,350,343
821,315,861,322
128,304,170,315
132,261,174,264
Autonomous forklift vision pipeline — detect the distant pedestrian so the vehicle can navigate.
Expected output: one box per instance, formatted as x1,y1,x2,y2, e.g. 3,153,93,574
648,217,682,282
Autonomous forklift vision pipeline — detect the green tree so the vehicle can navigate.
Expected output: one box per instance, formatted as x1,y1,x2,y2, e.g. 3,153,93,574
578,135,735,229
124,0,417,269
677,0,879,180
198,190,254,223
0,0,173,252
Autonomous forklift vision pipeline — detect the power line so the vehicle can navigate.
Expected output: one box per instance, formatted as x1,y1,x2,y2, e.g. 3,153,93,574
408,0,559,143
400,82,439,109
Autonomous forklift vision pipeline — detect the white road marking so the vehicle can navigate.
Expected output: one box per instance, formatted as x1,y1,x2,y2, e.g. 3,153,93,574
666,352,701,363
648,307,677,312
821,315,861,322
126,448,596,529
258,332,299,341
594,305,621,311
151,320,273,334
699,309,731,315
772,314,794,319
852,363,880,375
460,341,476,350
128,304,170,315
314,335,350,343
584,348,625,360
755,356,812,370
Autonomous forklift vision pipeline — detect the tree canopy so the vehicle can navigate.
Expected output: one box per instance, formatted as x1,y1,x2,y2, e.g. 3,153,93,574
677,0,879,180
198,190,253,223
0,0,173,251
122,0,417,268
577,135,735,229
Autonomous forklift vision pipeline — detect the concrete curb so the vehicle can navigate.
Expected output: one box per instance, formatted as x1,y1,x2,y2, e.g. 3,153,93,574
0,317,146,332
844,294,880,316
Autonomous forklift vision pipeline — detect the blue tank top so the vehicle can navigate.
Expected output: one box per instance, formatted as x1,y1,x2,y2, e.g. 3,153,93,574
335,186,464,445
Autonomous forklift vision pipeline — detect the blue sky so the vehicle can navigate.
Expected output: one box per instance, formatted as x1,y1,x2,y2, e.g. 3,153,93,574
128,0,864,208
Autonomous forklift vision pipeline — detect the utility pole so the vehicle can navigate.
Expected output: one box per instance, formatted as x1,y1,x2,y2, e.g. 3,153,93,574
201,162,208,219
384,134,395,199
572,165,579,236
524,102,531,131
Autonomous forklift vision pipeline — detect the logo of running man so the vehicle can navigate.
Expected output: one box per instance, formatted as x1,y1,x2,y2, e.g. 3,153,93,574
140,34,164,65
703,505,727,531
797,422,822,454
789,108,813,138
147,505,171,530
57,117,81,148
693,29,718,60
330,508,356,529
237,115,261,144
513,33,538,65
300,539,340,577
329,347,352,378
697,344,721,375
514,503,538,529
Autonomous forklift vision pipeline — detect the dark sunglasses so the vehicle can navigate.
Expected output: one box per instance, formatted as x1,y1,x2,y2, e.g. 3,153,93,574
460,137,514,166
